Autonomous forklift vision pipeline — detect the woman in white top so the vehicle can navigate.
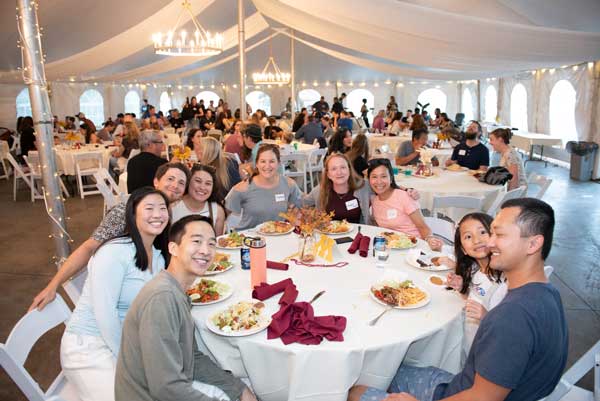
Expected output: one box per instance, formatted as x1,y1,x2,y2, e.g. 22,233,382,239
489,128,527,191
170,164,226,236
185,128,204,161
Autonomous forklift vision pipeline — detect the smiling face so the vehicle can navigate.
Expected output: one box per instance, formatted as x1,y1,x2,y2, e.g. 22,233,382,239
256,149,279,180
459,218,490,261
488,207,528,272
488,134,504,152
326,155,350,187
169,220,217,277
154,167,187,202
188,170,213,203
135,193,169,238
368,165,391,195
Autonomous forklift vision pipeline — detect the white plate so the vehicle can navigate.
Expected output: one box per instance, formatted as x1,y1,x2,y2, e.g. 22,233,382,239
206,303,272,337
380,231,418,250
256,222,294,236
203,258,236,276
405,249,453,271
317,222,355,236
444,165,468,172
369,281,431,310
189,278,234,306
216,233,246,250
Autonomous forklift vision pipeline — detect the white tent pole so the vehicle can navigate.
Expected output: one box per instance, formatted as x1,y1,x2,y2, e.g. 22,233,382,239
290,29,295,114
476,80,481,121
237,0,246,119
16,0,70,261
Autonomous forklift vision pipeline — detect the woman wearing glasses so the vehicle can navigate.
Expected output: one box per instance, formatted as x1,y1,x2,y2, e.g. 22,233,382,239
368,158,442,250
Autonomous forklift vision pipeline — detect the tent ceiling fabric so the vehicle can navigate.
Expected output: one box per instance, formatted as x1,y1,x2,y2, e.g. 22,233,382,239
0,0,599,84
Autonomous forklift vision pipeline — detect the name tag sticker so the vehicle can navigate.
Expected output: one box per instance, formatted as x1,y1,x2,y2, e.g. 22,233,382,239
458,149,467,156
345,199,359,210
275,193,286,202
386,209,398,219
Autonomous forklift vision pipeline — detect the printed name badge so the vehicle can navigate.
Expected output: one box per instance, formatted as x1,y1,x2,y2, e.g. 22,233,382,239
458,149,467,156
275,193,286,202
345,199,359,210
386,209,398,219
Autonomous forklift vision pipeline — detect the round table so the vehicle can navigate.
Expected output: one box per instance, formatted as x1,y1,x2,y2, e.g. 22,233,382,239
396,168,505,220
368,133,411,155
54,145,116,175
191,224,464,401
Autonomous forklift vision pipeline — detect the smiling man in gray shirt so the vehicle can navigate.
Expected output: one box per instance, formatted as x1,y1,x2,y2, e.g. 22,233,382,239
115,215,256,401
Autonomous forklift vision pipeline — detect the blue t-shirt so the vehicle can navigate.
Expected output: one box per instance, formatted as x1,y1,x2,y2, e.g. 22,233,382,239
451,142,490,170
337,118,353,131
440,283,568,401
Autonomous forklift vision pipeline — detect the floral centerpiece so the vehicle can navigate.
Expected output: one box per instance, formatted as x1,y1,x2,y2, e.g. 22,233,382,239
64,131,80,147
416,147,435,176
279,207,333,262
172,146,193,167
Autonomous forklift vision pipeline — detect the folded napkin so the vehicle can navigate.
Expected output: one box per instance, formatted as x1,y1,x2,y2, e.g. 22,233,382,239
267,260,289,270
252,278,295,301
359,235,371,257
347,232,363,254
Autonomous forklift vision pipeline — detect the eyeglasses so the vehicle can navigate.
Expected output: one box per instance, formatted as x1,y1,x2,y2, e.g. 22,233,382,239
152,140,164,145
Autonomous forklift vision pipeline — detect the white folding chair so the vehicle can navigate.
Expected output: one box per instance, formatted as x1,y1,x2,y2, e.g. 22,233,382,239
527,172,553,199
486,185,527,216
93,168,125,214
307,148,327,191
0,294,82,401
118,172,128,195
0,140,11,180
6,153,39,202
25,151,71,199
431,195,484,222
73,152,102,199
424,216,456,245
207,129,223,142
62,269,87,307
281,152,309,193
123,148,141,173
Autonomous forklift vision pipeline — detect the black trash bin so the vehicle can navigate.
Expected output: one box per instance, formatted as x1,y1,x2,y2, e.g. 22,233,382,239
566,141,598,181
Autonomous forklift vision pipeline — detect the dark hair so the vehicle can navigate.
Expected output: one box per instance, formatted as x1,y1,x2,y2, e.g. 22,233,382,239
80,123,94,143
188,163,225,206
155,162,190,184
328,127,351,155
243,124,262,142
454,213,501,294
412,128,428,141
469,120,483,135
391,111,403,123
367,158,400,189
490,128,512,144
186,128,204,149
250,144,281,179
414,107,420,114
20,116,34,131
169,214,215,245
362,98,367,103
501,198,555,260
117,113,124,118
346,134,369,168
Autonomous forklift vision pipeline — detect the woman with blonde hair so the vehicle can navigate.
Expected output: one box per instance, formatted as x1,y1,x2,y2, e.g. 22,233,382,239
346,134,370,177
198,136,241,197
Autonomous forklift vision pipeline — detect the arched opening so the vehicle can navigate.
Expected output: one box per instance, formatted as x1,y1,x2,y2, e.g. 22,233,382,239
245,91,271,115
461,88,474,122
124,90,141,115
196,91,220,109
159,91,172,114
298,89,321,110
16,88,32,118
417,88,447,115
484,86,498,122
550,80,577,142
347,89,375,123
79,89,105,127
510,83,528,131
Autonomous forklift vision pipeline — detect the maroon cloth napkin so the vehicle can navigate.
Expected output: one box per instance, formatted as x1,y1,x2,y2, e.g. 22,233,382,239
347,232,363,254
359,235,371,257
252,278,294,301
267,260,289,270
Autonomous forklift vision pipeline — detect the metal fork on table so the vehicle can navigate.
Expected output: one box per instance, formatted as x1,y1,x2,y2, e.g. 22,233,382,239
369,306,393,326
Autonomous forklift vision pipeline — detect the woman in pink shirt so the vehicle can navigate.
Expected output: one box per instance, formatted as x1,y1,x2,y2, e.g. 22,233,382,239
368,158,442,250
223,120,244,160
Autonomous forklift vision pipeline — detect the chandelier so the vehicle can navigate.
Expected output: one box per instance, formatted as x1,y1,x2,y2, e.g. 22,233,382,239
152,0,223,57
252,36,290,85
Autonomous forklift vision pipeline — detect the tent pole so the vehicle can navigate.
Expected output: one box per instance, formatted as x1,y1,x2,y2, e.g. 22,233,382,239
16,0,70,261
476,80,481,121
237,0,246,119
290,29,295,114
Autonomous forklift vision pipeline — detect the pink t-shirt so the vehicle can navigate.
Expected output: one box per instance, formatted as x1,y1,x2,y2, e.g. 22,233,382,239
224,132,244,160
371,189,421,237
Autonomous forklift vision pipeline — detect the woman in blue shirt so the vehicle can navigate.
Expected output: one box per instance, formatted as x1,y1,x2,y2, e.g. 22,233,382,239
60,187,170,401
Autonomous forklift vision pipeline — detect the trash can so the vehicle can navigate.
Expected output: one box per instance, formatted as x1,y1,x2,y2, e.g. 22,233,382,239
566,141,598,181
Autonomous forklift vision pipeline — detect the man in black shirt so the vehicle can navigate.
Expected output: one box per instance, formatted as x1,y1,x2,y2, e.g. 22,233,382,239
312,96,330,114
127,130,167,193
446,121,490,170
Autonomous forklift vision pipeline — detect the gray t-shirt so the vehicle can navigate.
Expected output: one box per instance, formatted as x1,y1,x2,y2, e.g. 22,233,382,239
225,175,303,230
396,140,420,165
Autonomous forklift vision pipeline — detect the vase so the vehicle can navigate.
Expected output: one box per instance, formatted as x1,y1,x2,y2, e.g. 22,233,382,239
298,233,316,262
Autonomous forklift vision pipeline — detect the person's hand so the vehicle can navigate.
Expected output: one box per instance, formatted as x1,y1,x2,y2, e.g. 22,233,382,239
28,284,58,312
426,236,443,251
445,159,455,167
240,388,258,401
384,393,419,401
465,299,488,321
446,272,463,291
406,188,420,200
435,256,455,269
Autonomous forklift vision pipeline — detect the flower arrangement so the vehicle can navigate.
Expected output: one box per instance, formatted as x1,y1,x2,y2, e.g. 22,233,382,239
436,132,451,142
279,207,333,235
172,146,192,162
64,132,79,142
417,147,434,165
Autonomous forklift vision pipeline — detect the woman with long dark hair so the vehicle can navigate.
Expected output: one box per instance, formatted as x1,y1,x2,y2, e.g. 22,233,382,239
19,116,36,157
60,187,170,401
327,127,353,155
346,134,369,177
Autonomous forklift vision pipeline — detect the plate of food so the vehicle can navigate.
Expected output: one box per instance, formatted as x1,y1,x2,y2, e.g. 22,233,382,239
257,220,294,235
216,231,246,249
204,253,235,275
318,220,354,235
405,249,453,272
206,301,271,337
380,231,418,249
445,164,468,172
187,278,233,305
370,279,430,309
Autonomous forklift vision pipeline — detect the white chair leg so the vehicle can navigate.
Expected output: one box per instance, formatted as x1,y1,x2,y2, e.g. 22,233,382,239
59,177,70,198
13,173,17,201
77,170,84,199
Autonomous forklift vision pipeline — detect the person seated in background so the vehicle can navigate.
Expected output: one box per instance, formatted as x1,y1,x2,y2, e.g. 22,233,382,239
80,122,99,144
327,127,353,155
185,128,205,162
127,130,167,193
349,198,567,401
199,136,241,198
422,110,431,123
321,115,335,142
64,116,77,130
346,134,369,177
295,114,324,145
167,109,184,131
489,128,527,191
396,128,437,166
200,109,215,130
389,111,405,134
223,120,244,161
312,96,330,114
115,215,257,401
368,158,442,250
77,112,97,133
401,109,413,124
446,120,489,171
337,111,353,131
372,110,386,132
431,108,442,126
19,116,37,158
409,114,428,132
292,109,308,132
97,121,115,142
264,117,283,140
214,112,231,132
142,105,157,120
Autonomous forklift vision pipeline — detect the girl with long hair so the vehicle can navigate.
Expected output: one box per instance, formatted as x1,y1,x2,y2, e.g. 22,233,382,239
198,136,241,197
186,128,205,160
60,187,170,401
346,134,369,177
327,127,353,155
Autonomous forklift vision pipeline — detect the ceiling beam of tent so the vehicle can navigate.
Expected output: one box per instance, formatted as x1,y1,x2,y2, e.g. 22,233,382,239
16,0,70,263
238,0,246,120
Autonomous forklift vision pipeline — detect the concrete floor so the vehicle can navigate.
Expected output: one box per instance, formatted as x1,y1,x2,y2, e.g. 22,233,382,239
0,162,599,400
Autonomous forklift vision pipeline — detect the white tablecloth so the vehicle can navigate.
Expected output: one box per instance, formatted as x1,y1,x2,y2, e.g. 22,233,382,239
368,134,411,155
510,131,563,157
54,145,115,175
191,224,464,401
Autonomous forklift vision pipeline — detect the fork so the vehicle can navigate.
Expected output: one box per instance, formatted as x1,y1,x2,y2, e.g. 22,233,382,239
309,290,325,304
369,306,393,326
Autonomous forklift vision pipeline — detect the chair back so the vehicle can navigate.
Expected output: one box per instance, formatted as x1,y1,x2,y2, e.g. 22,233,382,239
424,216,456,244
527,172,552,199
72,152,103,172
431,195,484,222
124,149,141,173
207,129,223,142
0,295,71,401
23,151,42,176
486,185,527,216
93,168,125,210
281,152,309,192
454,113,465,127
6,153,29,179
0,140,10,159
